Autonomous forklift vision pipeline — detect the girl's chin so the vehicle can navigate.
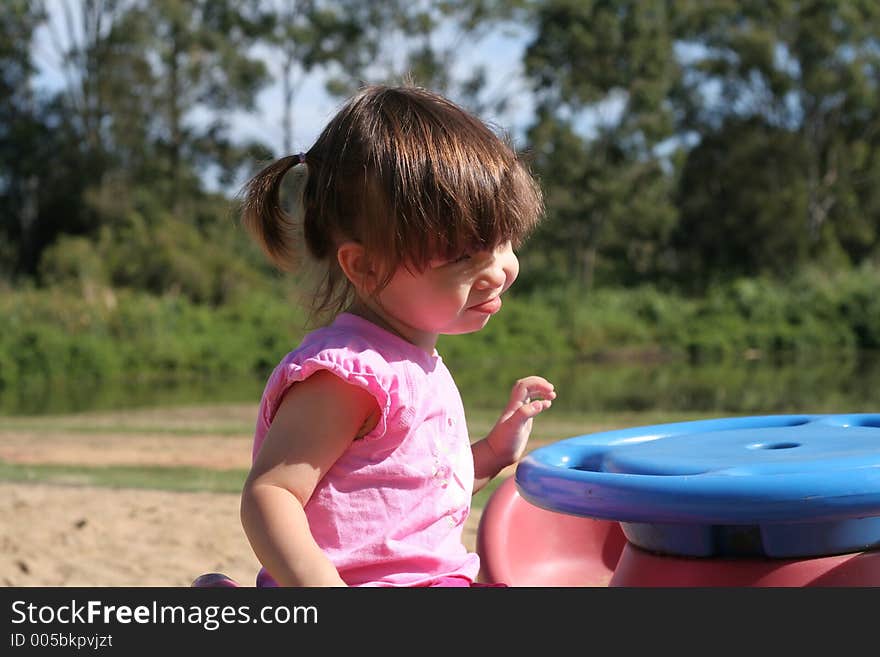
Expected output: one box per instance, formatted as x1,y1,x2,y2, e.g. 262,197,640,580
444,315,493,335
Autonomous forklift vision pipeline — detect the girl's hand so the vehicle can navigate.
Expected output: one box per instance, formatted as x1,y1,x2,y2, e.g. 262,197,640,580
485,376,556,467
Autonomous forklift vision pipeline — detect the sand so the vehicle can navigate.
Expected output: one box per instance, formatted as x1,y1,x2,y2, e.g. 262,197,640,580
0,483,482,587
0,404,483,587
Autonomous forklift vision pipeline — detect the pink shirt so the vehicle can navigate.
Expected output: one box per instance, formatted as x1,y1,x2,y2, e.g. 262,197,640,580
252,313,480,587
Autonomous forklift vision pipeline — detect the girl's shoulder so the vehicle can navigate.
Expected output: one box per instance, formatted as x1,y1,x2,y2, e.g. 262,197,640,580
293,312,439,376
292,313,410,366
284,323,399,387
259,313,438,436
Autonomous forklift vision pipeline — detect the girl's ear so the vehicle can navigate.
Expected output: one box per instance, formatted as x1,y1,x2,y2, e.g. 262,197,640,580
337,241,379,294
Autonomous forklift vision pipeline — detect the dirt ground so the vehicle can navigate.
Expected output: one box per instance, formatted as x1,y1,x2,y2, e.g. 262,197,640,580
0,482,262,587
0,404,483,587
0,484,483,587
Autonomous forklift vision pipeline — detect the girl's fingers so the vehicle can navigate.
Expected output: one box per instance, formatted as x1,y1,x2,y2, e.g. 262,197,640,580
500,376,556,420
516,398,552,420
515,375,555,390
509,377,556,406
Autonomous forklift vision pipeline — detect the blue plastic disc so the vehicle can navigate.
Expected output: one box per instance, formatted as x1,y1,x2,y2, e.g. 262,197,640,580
515,414,880,558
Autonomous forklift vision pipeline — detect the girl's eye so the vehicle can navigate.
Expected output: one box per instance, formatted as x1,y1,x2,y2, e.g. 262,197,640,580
429,252,474,268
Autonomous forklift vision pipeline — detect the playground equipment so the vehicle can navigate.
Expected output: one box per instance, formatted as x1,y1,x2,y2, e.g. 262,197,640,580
195,414,880,587
475,476,626,586
513,414,880,586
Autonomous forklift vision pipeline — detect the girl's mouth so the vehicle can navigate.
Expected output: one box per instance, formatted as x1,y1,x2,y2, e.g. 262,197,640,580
468,296,502,314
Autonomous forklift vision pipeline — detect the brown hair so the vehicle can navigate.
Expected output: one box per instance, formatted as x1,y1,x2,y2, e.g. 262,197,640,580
241,83,544,323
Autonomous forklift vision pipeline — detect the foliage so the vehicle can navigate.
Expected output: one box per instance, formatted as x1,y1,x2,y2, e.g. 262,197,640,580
667,0,880,284
2,2,879,403
3,266,878,396
0,285,308,391
523,0,679,288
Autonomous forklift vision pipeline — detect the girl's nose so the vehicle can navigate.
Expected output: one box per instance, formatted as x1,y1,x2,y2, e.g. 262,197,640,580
476,243,519,291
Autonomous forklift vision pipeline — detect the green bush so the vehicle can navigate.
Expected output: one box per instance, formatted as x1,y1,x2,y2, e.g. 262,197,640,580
0,285,309,392
1,266,878,394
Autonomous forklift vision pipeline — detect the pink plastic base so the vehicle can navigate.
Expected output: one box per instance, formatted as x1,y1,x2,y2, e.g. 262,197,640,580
610,543,880,587
477,477,627,586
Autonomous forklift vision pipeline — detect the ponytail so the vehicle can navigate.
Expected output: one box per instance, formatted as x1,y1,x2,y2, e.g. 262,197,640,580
240,153,307,272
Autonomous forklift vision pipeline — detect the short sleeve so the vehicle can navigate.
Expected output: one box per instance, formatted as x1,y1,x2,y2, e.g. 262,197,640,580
258,346,394,445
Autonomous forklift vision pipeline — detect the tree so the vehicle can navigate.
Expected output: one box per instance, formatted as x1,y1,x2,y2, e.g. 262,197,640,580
320,0,534,119
263,1,367,155
673,118,811,281
3,1,275,282
127,0,270,202
670,0,880,277
0,1,99,278
0,0,44,277
522,0,679,288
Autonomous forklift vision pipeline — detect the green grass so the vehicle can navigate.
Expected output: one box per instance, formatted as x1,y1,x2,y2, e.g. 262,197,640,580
465,408,723,444
0,422,251,436
0,460,248,494
0,408,717,504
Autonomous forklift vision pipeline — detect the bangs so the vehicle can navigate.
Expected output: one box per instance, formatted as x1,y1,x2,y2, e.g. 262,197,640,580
353,87,544,275
406,159,543,268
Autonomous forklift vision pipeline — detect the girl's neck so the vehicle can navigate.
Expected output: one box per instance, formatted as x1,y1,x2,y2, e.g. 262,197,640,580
345,300,438,355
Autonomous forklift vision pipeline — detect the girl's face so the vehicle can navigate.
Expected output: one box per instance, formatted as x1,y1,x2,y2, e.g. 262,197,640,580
370,241,520,352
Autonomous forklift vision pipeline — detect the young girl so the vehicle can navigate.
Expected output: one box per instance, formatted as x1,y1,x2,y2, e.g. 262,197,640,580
238,83,555,587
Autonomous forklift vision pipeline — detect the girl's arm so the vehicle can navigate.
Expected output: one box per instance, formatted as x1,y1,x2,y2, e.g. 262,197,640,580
240,369,379,586
471,376,555,493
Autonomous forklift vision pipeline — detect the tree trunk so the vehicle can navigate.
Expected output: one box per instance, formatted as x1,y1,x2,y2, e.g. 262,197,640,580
168,21,182,206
